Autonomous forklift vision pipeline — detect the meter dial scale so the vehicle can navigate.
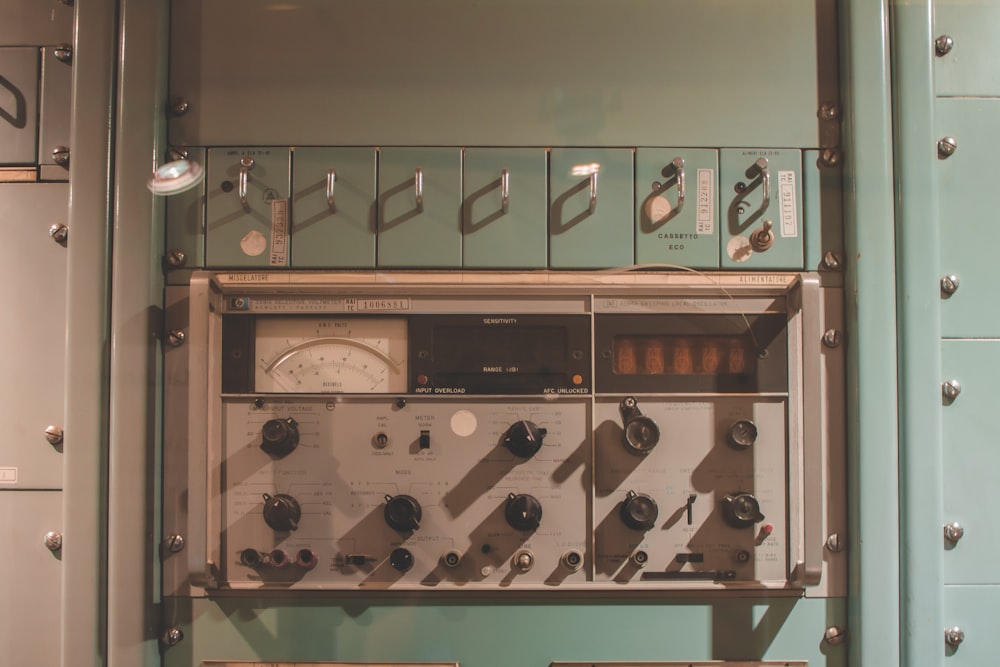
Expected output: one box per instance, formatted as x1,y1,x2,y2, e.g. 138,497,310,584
254,317,407,393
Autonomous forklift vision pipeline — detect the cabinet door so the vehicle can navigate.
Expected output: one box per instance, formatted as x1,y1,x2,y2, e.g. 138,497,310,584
635,148,719,268
378,148,462,268
292,147,376,268
720,149,803,269
550,148,634,269
205,147,291,267
463,148,547,269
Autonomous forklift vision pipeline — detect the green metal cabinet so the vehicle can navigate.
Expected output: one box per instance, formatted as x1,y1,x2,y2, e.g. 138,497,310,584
0,47,38,165
463,148,547,269
933,0,1000,97
803,150,845,272
377,147,462,268
291,147,376,269
635,148,719,268
205,147,291,268
165,148,206,280
549,148,633,269
720,149,803,270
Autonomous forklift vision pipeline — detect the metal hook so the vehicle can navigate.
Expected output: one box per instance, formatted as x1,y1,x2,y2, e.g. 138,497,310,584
239,156,255,210
754,157,770,212
326,169,336,210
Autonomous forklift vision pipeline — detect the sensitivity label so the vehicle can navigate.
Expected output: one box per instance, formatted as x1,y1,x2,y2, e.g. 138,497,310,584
696,168,714,234
0,467,17,483
269,198,289,266
778,170,798,237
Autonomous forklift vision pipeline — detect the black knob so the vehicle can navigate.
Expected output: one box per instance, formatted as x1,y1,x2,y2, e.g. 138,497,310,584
260,417,299,458
384,494,422,532
501,420,547,458
620,490,659,531
721,492,765,529
389,547,414,573
504,493,542,531
262,493,301,531
620,397,660,454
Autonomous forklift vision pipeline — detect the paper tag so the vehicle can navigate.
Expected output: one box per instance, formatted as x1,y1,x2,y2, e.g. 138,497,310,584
696,168,714,234
269,198,289,266
778,170,797,238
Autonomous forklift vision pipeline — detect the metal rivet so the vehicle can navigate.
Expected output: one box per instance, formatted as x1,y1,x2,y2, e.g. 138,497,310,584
944,522,964,543
823,251,842,270
51,146,70,166
167,249,187,267
44,425,64,446
44,531,63,551
942,379,962,400
170,98,190,117
826,533,844,553
168,147,189,162
167,329,186,347
823,329,842,348
935,35,954,56
53,44,73,63
945,626,965,647
941,274,960,295
165,534,185,553
938,136,958,158
820,148,841,167
161,627,184,647
49,224,68,245
824,626,845,645
819,103,839,120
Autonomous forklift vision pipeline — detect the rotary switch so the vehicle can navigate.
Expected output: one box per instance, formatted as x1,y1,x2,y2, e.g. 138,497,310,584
721,492,765,529
260,417,299,458
501,420,546,458
384,494,422,532
620,490,659,531
262,493,301,531
619,396,660,454
504,493,543,531
727,420,758,449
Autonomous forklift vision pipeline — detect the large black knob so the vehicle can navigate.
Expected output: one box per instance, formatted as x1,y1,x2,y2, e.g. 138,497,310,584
262,493,301,531
384,494,422,532
620,490,659,531
260,417,299,458
721,492,765,529
501,420,547,459
389,547,414,573
504,493,542,531
619,397,660,454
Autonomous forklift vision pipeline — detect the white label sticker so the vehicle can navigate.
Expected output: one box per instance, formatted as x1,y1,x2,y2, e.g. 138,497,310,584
778,170,797,238
269,198,289,266
0,467,17,483
696,168,714,234
239,230,267,257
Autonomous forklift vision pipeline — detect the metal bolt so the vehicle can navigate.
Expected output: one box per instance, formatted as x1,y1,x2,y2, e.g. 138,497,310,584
167,147,189,162
935,35,954,56
170,98,190,117
941,274,960,295
820,148,841,167
51,146,70,166
44,425,64,446
942,379,962,400
53,44,73,63
938,136,958,158
161,627,184,647
945,626,965,647
165,534,185,553
44,531,62,552
819,103,839,120
167,329,186,347
823,329,842,348
826,533,844,553
823,251,842,270
166,249,187,267
944,522,965,543
824,626,845,645
49,224,68,244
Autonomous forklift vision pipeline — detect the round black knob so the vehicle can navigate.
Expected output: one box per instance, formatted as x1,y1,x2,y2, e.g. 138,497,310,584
262,493,301,531
721,492,765,529
384,494,422,532
620,490,659,531
389,547,414,573
501,420,547,458
504,493,542,531
260,417,299,458
620,397,660,455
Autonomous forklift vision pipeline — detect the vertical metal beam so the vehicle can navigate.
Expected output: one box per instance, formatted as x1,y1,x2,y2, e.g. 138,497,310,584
107,0,168,664
840,1,901,665
889,1,943,665
62,0,117,665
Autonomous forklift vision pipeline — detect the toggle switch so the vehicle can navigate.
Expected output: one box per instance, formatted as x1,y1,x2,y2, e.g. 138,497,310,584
749,220,775,252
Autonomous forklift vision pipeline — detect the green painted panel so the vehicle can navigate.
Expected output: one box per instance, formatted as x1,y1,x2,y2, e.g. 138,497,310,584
802,151,844,273
291,147,376,269
933,0,1000,97
205,147,291,268
943,586,998,663
163,597,845,667
635,148,719,269
937,98,1000,337
941,340,1000,585
166,148,206,280
720,149,803,270
550,148,633,269
378,148,462,268
463,148,547,269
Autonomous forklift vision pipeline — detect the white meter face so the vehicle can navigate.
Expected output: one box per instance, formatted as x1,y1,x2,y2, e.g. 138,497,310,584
254,317,407,393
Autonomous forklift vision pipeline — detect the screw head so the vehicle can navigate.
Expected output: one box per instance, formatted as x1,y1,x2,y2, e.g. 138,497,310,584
823,251,842,270
53,44,73,63
944,522,965,543
44,531,62,551
820,148,841,167
167,249,187,267
938,136,958,158
49,224,68,244
935,34,954,56
170,98,190,116
945,626,965,647
165,534,185,553
826,533,844,553
823,329,842,348
44,425,64,445
941,274,960,295
167,329,186,347
161,627,184,647
51,146,70,166
819,103,840,120
824,626,845,645
942,379,962,400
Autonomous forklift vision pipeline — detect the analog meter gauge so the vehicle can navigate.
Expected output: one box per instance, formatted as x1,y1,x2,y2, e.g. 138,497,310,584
254,317,407,393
